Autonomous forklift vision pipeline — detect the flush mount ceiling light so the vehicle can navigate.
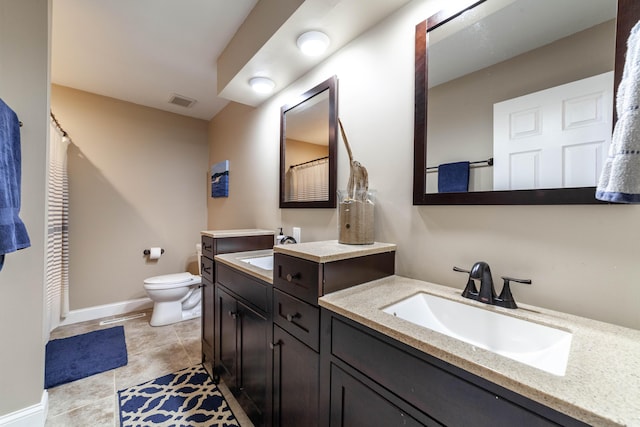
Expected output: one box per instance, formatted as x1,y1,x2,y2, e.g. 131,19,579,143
249,77,276,94
296,31,330,56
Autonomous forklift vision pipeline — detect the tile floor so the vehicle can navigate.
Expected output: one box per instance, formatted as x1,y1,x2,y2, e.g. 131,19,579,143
45,310,252,426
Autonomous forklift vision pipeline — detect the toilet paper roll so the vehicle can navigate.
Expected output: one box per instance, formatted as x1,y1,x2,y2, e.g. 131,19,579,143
149,247,163,260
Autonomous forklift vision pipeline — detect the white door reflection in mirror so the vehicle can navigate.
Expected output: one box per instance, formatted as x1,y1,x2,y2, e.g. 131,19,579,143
493,72,613,191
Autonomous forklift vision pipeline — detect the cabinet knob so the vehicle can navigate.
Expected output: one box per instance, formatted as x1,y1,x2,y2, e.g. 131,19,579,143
285,313,301,322
286,273,301,282
228,311,238,319
269,340,282,350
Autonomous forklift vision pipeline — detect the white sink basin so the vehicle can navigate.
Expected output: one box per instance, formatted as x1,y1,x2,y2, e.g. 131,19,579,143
382,293,572,376
240,255,273,271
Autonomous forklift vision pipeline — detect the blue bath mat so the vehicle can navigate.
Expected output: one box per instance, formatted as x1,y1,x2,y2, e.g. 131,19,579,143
45,325,128,389
118,365,239,427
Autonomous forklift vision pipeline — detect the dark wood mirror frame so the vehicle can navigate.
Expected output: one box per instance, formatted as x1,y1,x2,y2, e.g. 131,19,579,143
280,75,338,208
413,0,640,205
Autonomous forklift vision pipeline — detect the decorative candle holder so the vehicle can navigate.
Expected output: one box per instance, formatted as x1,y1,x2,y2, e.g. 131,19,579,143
338,189,375,245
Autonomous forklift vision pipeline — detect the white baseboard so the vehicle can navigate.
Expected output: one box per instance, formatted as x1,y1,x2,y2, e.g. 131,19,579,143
58,297,153,326
0,390,48,427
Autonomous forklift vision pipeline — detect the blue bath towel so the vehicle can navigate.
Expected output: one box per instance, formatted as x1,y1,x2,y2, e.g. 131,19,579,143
0,98,31,271
438,161,470,193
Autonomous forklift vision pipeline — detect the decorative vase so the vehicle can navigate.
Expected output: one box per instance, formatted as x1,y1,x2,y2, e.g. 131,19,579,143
338,189,375,244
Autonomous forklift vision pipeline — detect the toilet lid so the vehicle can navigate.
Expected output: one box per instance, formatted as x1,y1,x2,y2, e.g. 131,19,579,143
144,272,194,285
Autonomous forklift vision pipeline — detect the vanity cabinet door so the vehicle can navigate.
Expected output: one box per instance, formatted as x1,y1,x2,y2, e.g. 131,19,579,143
201,254,215,370
237,300,268,425
329,365,436,427
215,284,270,426
216,286,238,388
273,325,319,427
201,275,215,367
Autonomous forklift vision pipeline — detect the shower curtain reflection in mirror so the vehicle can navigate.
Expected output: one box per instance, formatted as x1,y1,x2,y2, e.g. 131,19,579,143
285,157,329,202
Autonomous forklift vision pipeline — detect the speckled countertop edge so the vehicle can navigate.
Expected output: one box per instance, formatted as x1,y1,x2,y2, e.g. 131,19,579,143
214,250,273,284
273,240,396,263
201,229,275,238
318,276,640,427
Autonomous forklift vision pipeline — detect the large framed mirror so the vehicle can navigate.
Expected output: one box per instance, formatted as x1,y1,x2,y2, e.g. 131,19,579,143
414,0,640,205
280,75,338,208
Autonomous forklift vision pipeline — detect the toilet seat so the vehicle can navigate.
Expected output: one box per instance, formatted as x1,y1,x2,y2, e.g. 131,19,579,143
143,272,200,290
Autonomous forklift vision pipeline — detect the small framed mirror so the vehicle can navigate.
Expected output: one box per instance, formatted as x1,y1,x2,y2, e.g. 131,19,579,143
280,75,338,208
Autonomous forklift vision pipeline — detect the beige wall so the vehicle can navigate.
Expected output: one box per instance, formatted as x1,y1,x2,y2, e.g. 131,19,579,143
51,85,208,309
208,0,640,330
0,0,49,417
285,138,328,168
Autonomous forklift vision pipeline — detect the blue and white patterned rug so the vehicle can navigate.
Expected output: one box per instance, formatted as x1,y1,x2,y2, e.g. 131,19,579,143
118,365,240,427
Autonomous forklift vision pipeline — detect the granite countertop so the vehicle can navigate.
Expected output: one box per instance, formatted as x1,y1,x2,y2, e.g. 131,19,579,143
214,249,273,284
273,240,396,263
318,276,640,427
201,229,275,238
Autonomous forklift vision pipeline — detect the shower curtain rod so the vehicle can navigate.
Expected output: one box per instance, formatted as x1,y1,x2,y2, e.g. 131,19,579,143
289,156,329,169
50,111,69,137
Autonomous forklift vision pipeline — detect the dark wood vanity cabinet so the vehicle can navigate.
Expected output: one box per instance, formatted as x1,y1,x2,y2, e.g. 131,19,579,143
271,251,395,427
320,310,589,427
215,262,272,426
272,324,320,427
200,233,273,377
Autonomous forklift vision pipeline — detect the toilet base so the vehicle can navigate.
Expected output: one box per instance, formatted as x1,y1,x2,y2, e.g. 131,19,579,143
150,301,202,327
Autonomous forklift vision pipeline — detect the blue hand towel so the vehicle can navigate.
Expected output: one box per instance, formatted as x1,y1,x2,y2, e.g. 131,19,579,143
438,161,470,193
0,98,31,271
596,21,640,203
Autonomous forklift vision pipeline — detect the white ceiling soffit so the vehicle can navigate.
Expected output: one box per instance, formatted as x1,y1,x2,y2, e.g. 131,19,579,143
217,0,413,107
51,0,258,121
51,0,411,120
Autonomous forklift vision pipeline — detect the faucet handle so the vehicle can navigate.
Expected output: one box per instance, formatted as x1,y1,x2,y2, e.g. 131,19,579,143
497,276,532,309
453,266,477,298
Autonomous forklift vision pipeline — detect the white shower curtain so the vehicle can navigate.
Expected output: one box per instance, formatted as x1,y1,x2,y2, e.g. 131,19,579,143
285,157,329,202
46,116,70,336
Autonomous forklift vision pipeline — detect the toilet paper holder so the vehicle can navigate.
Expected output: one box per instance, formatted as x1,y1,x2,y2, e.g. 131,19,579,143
143,248,165,256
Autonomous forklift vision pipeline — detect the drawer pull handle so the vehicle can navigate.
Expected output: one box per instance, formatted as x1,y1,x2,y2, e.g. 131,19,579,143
203,244,212,251
269,340,282,350
228,311,238,319
202,266,212,274
285,313,301,322
286,273,301,282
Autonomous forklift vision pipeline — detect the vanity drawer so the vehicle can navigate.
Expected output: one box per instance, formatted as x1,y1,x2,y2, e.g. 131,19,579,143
201,256,213,283
201,235,214,259
216,263,269,313
273,254,320,305
273,289,320,352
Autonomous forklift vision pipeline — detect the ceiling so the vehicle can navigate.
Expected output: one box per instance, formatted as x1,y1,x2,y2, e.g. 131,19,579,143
51,0,412,121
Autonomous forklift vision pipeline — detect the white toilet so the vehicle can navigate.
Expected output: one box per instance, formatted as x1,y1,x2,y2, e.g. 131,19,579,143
143,246,202,327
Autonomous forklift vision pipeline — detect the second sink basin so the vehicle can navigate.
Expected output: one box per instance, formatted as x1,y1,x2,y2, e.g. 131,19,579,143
240,255,274,271
382,292,572,376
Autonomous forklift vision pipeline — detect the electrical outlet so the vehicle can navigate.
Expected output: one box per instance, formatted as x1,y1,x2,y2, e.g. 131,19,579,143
292,227,301,243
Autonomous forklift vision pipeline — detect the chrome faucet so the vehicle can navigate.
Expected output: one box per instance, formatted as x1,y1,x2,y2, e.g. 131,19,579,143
453,262,531,309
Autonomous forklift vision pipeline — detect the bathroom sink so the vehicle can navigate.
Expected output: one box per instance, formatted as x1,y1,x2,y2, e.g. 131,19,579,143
382,293,572,376
240,255,273,271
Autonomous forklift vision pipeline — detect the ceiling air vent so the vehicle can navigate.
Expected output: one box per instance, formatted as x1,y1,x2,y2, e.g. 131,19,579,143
168,94,197,108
